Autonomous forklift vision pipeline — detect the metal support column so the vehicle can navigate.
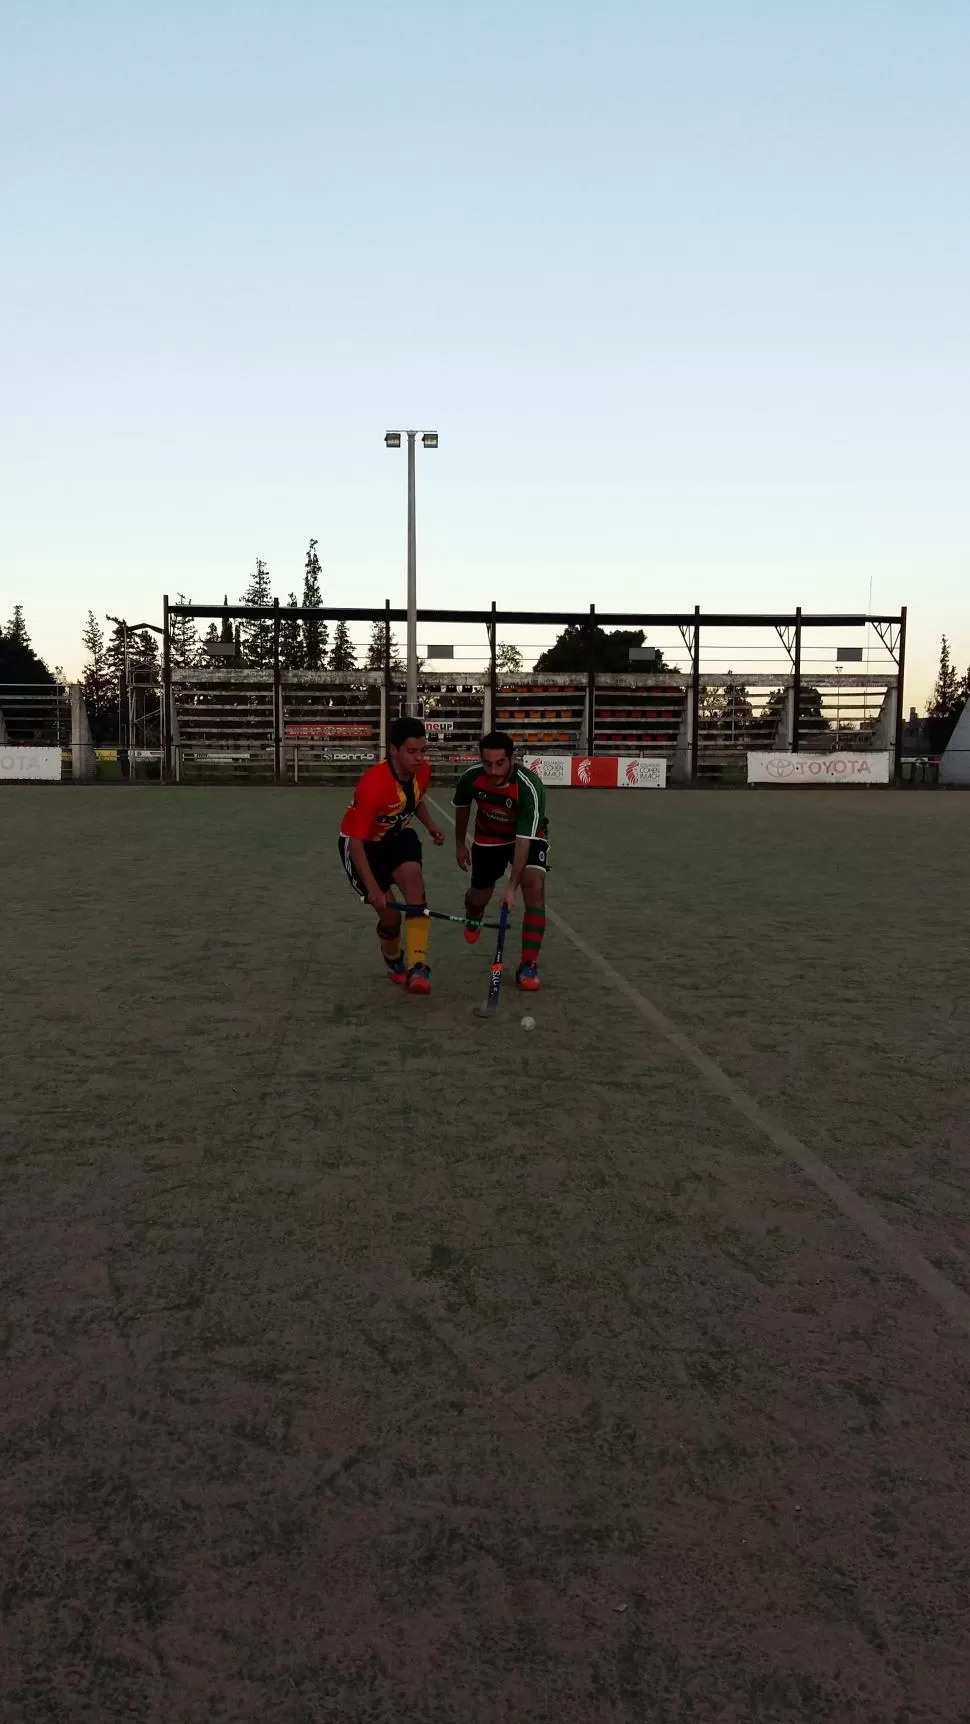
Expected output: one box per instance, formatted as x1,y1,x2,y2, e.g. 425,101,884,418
791,606,803,753
272,597,282,782
406,433,418,715
118,627,130,779
162,594,172,781
690,603,701,782
586,603,597,755
488,600,498,737
894,606,907,783
383,597,393,736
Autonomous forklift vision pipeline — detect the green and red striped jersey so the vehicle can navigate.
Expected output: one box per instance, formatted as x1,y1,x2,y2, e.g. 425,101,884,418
452,763,548,846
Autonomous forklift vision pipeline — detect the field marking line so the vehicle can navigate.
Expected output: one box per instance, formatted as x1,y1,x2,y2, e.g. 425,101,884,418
427,796,970,1336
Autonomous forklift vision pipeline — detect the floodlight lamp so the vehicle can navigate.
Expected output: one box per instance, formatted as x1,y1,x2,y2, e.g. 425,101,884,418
384,431,402,448
422,432,438,449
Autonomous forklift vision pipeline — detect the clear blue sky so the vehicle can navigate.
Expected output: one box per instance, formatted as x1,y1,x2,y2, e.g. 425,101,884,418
3,0,968,702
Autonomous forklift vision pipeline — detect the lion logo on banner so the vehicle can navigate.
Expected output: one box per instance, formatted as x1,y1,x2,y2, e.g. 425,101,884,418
575,758,592,784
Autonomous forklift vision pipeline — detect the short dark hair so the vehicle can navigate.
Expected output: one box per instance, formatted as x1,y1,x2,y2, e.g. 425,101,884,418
480,731,514,759
389,716,426,748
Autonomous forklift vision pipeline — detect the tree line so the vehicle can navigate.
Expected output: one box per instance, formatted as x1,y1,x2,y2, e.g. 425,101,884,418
167,541,391,675
926,635,970,723
4,576,970,747
79,541,412,739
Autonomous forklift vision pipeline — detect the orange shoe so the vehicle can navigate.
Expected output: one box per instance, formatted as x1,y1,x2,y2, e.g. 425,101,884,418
406,963,432,996
516,962,541,992
385,955,407,986
463,918,482,945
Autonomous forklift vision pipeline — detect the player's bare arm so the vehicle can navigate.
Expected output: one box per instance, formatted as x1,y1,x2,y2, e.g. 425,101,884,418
454,805,472,871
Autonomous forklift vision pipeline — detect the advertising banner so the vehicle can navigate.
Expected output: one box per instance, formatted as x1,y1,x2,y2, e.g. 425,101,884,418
285,724,373,740
188,752,252,763
0,747,61,781
617,757,667,789
747,752,891,785
524,755,667,788
523,755,571,785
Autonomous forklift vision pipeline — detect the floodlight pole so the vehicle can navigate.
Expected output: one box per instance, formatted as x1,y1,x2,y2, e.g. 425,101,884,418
894,606,907,784
835,664,842,748
407,432,418,716
162,594,172,780
386,428,437,715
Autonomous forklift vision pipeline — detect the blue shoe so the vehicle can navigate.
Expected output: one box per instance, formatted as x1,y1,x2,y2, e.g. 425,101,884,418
384,955,407,986
406,963,432,996
516,961,541,992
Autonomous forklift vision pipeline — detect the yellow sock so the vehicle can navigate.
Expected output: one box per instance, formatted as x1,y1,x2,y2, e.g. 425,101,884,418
405,913,431,970
379,928,402,964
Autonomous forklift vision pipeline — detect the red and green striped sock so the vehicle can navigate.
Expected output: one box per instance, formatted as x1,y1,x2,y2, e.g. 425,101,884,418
521,906,546,966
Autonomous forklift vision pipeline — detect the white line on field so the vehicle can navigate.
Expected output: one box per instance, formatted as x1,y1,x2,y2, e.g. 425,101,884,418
428,795,970,1335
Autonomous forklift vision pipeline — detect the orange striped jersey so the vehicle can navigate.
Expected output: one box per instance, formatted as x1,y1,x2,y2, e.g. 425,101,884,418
339,759,432,843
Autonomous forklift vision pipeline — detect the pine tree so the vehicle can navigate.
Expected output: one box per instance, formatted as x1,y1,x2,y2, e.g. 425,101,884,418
169,594,200,669
0,605,53,686
6,604,30,650
135,631,160,682
927,635,961,719
104,622,157,691
280,593,304,671
81,611,117,743
105,622,128,688
240,559,274,667
301,539,328,670
220,596,234,648
329,621,356,671
202,622,220,662
365,619,404,670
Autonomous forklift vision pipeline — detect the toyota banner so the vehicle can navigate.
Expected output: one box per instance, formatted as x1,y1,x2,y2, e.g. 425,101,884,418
747,752,891,785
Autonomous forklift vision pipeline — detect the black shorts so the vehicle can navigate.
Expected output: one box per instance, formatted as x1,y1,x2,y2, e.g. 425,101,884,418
338,827,423,900
470,839,550,891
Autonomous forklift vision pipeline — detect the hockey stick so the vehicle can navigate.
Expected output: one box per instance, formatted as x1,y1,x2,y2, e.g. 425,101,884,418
474,904,510,1018
387,900,503,930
